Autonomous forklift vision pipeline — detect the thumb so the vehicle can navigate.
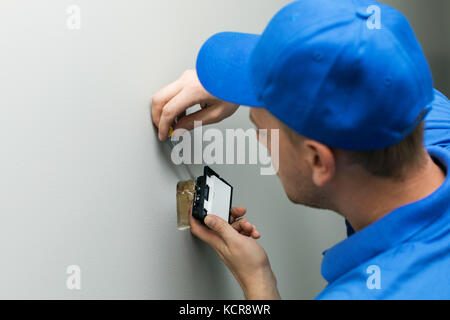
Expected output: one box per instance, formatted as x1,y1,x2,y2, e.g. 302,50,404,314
204,214,235,243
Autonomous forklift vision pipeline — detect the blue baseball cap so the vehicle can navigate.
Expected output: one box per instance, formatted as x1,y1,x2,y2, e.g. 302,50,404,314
196,0,434,150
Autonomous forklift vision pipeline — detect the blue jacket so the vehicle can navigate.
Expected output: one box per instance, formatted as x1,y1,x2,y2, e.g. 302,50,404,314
317,90,450,300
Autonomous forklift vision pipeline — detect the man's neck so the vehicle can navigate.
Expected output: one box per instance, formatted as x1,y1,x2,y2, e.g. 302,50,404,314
336,153,446,232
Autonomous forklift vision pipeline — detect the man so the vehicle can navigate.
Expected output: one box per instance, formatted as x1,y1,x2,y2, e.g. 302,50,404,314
152,0,450,299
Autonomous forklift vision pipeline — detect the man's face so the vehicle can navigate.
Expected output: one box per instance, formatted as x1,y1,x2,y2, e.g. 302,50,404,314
249,108,329,209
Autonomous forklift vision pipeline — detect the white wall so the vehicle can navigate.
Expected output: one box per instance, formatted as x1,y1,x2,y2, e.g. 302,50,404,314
0,0,347,299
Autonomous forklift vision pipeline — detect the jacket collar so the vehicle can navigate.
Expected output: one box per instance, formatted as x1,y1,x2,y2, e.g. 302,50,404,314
321,146,450,283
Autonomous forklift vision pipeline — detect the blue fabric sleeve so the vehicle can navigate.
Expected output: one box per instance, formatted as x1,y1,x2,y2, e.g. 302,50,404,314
343,89,450,240
424,89,450,150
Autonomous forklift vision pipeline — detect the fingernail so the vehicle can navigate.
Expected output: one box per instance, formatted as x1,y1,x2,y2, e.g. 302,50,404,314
205,216,215,228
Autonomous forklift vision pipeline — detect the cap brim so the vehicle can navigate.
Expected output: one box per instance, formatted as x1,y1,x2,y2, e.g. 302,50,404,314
196,32,264,107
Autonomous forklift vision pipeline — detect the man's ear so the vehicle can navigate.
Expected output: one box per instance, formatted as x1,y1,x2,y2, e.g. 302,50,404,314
303,139,336,186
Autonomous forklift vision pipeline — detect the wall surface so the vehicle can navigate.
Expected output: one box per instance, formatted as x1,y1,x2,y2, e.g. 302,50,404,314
0,0,446,300
0,0,346,299
381,0,450,95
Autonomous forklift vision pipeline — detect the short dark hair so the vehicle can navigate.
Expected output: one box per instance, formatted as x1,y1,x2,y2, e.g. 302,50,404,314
341,121,426,178
283,115,427,179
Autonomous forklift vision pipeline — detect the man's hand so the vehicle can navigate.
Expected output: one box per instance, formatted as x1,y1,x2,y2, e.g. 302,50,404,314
189,207,280,300
151,69,239,141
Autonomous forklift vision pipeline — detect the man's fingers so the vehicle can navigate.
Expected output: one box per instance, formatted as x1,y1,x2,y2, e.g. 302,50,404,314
231,218,245,232
250,227,260,239
172,106,218,132
231,207,247,218
189,210,223,251
172,103,225,132
229,207,247,224
204,214,236,244
232,219,260,239
173,102,239,133
151,79,183,127
158,90,198,141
